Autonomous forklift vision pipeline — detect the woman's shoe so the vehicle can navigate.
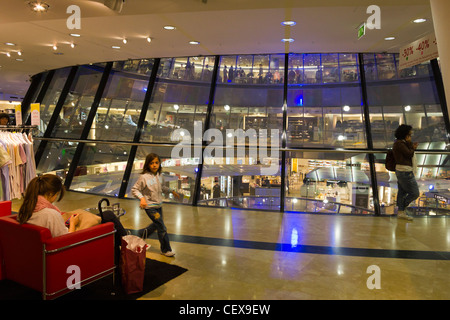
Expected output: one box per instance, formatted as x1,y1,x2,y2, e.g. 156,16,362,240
161,251,175,257
397,210,413,221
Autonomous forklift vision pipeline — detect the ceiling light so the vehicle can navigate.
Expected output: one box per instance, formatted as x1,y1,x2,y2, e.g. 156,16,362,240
281,21,296,26
146,37,152,43
122,38,127,44
282,38,294,42
52,45,58,50
413,18,427,23
384,37,395,41
70,43,75,48
29,1,50,12
163,26,176,30
189,41,200,45
112,46,121,49
5,43,15,46
343,105,350,112
404,105,411,112
16,58,24,62
17,51,22,56
6,53,11,58
70,33,81,37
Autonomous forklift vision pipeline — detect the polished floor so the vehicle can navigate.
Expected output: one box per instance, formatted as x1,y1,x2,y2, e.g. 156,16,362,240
11,192,450,300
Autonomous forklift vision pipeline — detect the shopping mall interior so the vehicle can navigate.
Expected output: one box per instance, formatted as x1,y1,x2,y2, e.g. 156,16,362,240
0,0,449,301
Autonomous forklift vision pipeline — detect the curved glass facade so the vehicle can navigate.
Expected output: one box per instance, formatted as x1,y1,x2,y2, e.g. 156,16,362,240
24,52,450,216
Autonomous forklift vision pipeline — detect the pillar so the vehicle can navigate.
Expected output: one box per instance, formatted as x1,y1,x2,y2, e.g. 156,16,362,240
430,0,450,116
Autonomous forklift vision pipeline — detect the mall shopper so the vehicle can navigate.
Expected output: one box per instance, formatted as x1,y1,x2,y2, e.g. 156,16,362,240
18,174,127,263
131,153,180,257
393,124,419,221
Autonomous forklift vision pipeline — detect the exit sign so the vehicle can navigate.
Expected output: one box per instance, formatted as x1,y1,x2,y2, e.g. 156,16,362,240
358,23,366,39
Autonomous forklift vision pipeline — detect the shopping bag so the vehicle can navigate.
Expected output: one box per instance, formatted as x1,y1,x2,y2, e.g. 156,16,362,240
120,235,149,294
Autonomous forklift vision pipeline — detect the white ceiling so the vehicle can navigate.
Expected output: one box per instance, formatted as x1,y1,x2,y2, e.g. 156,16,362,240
0,0,435,99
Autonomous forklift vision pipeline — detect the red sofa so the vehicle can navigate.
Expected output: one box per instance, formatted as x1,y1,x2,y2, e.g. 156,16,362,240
0,201,116,300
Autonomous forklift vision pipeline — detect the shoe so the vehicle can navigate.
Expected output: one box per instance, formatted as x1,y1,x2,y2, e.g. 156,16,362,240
161,251,175,257
397,211,414,221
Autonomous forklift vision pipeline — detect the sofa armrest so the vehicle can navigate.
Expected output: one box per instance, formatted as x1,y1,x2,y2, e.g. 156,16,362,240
43,222,116,298
44,222,115,253
0,201,12,217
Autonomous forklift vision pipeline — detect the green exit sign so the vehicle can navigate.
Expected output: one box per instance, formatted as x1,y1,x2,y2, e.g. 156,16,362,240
358,23,366,39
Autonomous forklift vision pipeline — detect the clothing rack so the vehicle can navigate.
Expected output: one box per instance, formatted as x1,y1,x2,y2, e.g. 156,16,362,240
0,128,37,201
0,125,38,134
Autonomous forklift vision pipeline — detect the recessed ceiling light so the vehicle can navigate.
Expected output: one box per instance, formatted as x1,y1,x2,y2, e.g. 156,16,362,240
70,43,75,48
281,21,296,26
6,53,11,58
5,42,15,46
282,38,294,42
29,1,50,12
413,18,427,23
122,38,127,44
70,33,81,37
384,37,396,41
112,46,121,49
146,37,152,43
163,25,176,30
52,44,58,50
189,41,200,45
17,51,22,56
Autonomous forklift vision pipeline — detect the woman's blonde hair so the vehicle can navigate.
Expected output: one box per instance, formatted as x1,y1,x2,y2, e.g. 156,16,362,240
18,174,65,224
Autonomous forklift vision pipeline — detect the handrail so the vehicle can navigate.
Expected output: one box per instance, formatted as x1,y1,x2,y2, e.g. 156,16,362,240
33,136,450,154
198,195,375,214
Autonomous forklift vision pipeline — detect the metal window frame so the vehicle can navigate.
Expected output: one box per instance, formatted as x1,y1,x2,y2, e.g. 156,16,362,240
29,53,450,216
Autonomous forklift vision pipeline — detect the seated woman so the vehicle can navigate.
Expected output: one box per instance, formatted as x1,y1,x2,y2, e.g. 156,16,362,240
18,174,127,264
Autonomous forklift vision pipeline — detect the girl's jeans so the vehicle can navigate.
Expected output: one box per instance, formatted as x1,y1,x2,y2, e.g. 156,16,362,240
395,171,420,211
143,207,172,253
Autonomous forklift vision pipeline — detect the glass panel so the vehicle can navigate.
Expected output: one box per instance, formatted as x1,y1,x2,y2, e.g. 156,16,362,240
375,53,397,80
87,59,154,142
219,54,284,85
69,143,131,196
288,53,304,84
23,71,49,124
36,68,72,136
339,53,359,83
124,145,199,205
286,151,374,214
35,141,78,181
287,53,365,148
303,54,321,84
158,56,215,82
366,54,445,149
50,64,105,139
140,57,214,143
375,150,450,216
214,54,284,143
198,148,281,211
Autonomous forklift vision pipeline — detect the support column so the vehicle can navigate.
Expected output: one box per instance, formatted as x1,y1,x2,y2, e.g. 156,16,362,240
430,0,450,117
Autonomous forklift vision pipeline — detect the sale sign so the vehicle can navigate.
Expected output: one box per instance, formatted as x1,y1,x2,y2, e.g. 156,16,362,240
398,33,439,70
30,103,40,126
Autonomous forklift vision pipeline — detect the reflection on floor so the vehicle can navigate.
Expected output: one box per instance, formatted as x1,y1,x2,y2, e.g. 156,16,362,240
11,191,450,300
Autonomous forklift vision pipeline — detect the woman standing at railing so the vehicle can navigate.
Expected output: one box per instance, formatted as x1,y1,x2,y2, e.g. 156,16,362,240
393,124,420,221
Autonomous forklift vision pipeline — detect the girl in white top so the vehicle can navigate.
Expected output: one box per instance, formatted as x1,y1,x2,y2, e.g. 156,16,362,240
131,153,179,257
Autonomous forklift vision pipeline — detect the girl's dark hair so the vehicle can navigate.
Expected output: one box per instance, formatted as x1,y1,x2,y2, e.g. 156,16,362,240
141,153,162,175
395,124,413,140
18,174,65,224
